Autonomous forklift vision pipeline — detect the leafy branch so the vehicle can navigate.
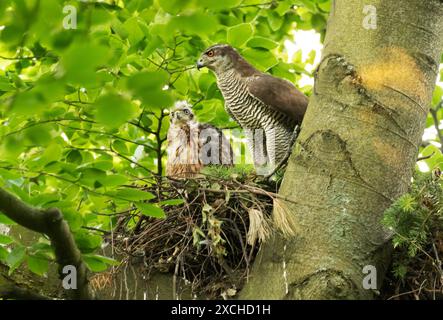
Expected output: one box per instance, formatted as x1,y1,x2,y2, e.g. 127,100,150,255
0,187,93,300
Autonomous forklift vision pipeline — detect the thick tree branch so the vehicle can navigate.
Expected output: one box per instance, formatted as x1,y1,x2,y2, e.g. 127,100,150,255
0,283,52,300
0,188,93,300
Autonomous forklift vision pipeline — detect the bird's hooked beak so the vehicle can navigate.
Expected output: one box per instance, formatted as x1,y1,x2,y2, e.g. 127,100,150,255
196,59,205,71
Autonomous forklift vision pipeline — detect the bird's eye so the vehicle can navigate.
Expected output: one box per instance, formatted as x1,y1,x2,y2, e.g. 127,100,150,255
183,109,190,114
207,50,214,57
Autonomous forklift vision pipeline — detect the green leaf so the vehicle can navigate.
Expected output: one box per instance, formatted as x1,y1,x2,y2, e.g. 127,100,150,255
93,160,114,171
0,136,25,160
127,71,173,109
111,18,129,39
80,168,107,184
301,0,318,12
110,188,156,201
0,213,16,225
27,255,49,276
66,150,83,164
112,140,129,155
123,17,145,45
30,242,54,259
241,48,278,70
432,85,443,107
227,23,253,47
0,246,8,261
247,36,278,50
200,0,241,9
12,90,46,116
36,143,63,167
98,174,129,187
127,71,169,91
136,202,165,218
170,12,218,36
0,234,14,245
82,255,108,272
94,93,138,129
267,11,283,31
274,0,292,15
30,193,60,207
24,125,52,146
307,49,317,64
82,254,118,273
142,90,173,109
83,254,119,266
420,145,443,171
61,42,110,85
159,199,185,206
318,1,331,12
6,246,26,275
0,168,21,180
62,208,84,232
157,0,192,14
311,14,327,30
0,76,14,91
75,231,103,254
143,35,163,57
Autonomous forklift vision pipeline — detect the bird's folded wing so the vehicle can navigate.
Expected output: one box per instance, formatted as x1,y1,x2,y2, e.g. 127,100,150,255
246,74,309,124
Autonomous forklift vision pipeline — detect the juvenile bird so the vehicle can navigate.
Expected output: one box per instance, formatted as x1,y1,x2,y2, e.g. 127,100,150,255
197,44,308,175
166,101,233,179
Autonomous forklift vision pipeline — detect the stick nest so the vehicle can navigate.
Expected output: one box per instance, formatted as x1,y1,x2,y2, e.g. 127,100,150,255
108,173,281,299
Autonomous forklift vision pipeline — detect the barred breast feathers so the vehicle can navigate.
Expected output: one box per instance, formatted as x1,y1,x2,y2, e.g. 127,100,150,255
216,70,295,130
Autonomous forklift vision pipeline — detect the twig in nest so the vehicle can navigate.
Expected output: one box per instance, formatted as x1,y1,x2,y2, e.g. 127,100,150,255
199,186,297,205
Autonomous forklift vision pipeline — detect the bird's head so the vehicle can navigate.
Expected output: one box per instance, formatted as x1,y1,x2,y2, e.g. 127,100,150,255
169,101,195,125
197,44,237,74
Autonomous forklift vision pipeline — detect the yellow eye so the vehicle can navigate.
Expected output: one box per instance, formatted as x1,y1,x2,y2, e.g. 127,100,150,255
207,50,214,57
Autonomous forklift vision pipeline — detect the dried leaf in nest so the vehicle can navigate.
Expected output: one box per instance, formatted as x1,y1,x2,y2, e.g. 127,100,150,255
247,208,271,245
155,257,173,273
273,198,298,237
90,271,114,291
221,288,237,300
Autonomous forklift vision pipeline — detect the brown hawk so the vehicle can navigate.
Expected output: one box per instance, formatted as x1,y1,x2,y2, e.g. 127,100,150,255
197,44,308,174
166,101,233,179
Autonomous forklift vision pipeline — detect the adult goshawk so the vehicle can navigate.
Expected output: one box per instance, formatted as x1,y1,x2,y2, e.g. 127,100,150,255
197,44,308,174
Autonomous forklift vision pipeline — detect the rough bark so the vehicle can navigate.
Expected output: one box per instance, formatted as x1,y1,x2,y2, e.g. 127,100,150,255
240,0,443,299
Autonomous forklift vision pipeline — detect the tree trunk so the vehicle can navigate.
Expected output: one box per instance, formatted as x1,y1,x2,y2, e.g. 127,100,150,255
240,0,443,299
